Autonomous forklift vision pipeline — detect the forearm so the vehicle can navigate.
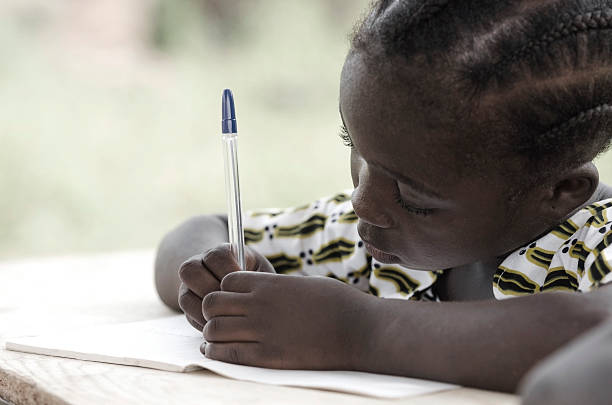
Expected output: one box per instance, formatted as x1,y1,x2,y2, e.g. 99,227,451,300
360,291,612,392
154,214,228,311
520,319,612,405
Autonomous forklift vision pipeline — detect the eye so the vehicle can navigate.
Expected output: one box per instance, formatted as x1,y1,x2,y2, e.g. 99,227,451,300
338,124,354,148
393,189,433,217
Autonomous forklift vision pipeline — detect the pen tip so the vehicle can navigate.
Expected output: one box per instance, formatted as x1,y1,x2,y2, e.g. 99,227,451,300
222,89,237,134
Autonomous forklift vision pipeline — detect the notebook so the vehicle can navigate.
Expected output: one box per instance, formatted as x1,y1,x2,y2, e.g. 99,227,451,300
5,315,457,399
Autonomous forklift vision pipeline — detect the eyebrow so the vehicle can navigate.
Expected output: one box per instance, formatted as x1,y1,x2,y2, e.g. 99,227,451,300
338,104,445,200
371,162,445,199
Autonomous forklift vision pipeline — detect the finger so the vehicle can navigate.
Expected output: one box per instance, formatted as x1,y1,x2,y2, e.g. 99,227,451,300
203,342,263,366
201,244,241,280
202,291,251,321
221,271,276,293
185,314,204,332
179,256,220,298
178,284,206,326
203,316,257,342
178,254,206,280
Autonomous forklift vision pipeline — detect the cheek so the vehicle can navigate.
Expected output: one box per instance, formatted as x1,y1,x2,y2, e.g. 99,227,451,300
394,211,504,269
350,149,360,188
435,211,506,259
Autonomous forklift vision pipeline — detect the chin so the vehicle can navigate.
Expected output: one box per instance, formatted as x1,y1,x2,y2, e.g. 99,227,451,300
384,255,439,271
364,242,438,270
404,264,436,271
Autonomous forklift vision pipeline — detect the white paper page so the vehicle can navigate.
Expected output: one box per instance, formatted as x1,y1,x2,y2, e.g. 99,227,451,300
5,315,458,399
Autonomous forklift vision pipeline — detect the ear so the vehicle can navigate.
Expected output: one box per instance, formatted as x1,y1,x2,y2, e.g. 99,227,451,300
541,162,599,220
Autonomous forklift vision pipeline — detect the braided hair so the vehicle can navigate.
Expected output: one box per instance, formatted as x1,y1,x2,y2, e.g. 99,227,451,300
351,0,612,184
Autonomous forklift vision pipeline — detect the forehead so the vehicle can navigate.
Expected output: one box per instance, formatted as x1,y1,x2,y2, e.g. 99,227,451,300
339,52,468,188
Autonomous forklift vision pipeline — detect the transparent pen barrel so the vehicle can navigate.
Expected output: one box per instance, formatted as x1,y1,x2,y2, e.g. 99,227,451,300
222,133,245,270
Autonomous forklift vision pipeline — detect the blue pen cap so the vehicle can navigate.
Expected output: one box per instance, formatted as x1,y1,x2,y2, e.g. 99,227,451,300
222,89,237,134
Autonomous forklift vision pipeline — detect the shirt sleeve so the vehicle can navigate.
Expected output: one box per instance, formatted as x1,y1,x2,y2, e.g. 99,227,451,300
243,191,438,299
579,221,612,292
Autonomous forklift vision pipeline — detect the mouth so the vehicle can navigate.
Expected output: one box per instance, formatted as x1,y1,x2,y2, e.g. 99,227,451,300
357,222,401,264
362,241,400,264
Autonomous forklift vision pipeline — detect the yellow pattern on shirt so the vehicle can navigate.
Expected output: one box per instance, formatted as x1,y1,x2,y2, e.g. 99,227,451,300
243,192,612,301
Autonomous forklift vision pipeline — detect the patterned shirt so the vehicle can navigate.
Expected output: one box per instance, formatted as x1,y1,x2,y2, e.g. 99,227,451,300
243,191,612,300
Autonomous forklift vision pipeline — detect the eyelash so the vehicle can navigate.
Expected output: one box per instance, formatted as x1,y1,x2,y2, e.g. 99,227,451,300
394,189,433,217
338,124,354,148
340,124,432,216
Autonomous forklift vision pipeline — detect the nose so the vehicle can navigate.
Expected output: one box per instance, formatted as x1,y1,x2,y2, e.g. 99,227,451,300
351,164,394,229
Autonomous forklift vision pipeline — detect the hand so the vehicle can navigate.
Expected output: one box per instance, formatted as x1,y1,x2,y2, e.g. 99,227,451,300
201,272,376,370
178,243,275,331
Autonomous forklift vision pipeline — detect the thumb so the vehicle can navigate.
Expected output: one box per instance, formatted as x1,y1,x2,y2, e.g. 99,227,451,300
245,246,276,274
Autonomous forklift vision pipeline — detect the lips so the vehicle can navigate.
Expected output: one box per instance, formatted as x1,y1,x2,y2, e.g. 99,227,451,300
363,241,400,263
357,222,401,263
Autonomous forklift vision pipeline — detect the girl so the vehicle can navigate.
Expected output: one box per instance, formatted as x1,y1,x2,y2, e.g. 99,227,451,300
155,0,612,393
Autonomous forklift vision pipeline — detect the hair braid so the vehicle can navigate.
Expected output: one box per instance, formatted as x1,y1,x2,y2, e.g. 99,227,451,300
409,0,451,25
350,0,612,183
353,0,452,54
530,103,612,152
480,8,612,88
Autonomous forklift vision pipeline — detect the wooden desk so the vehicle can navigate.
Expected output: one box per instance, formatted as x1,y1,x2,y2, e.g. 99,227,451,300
0,251,519,405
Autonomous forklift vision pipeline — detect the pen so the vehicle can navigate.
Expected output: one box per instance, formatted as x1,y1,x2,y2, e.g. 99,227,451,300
221,89,246,271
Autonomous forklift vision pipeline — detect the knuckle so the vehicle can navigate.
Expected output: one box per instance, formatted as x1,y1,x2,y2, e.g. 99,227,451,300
203,244,232,264
201,248,219,265
178,255,202,278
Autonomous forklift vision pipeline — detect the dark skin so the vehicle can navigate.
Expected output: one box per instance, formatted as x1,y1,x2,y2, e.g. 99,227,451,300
155,52,612,392
519,319,612,405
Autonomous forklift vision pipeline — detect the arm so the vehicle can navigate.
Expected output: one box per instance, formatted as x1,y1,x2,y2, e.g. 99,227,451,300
361,285,612,392
154,214,228,311
519,319,612,405
200,270,612,393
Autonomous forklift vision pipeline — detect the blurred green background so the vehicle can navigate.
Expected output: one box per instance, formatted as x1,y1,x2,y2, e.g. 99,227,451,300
0,0,367,259
2,0,612,259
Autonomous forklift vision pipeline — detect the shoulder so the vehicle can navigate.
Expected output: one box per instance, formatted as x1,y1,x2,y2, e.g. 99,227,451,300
241,191,358,272
243,191,354,235
494,197,612,298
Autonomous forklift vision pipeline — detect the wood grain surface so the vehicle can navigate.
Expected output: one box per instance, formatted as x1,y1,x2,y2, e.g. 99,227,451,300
0,251,519,405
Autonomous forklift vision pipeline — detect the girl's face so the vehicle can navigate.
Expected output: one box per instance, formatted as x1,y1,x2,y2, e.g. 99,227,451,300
339,52,549,270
